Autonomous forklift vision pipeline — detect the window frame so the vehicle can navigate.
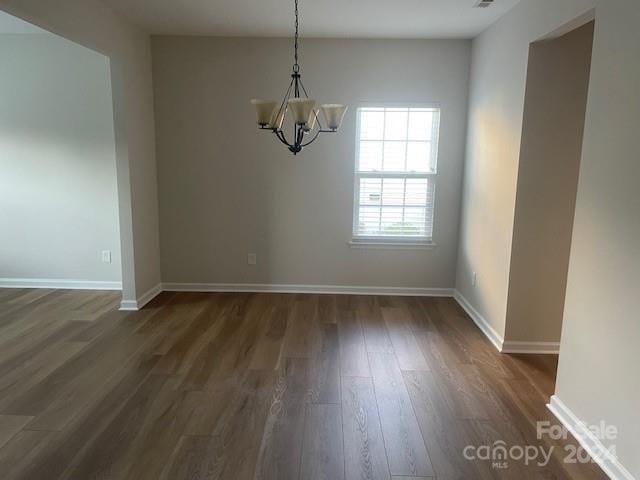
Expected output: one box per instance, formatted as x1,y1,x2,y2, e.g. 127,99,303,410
351,103,441,246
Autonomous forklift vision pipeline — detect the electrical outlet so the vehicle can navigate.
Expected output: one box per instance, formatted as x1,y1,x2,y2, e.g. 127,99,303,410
101,250,112,264
472,271,477,287
247,253,257,265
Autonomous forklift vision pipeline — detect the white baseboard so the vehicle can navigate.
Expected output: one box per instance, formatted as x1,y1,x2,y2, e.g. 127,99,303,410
120,282,452,311
119,283,162,311
0,278,122,291
547,396,636,480
161,283,454,297
453,291,562,355
453,290,504,351
502,340,560,354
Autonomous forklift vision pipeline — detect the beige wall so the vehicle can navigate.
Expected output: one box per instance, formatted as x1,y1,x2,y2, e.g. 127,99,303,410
556,0,640,476
0,33,121,284
456,0,595,338
152,37,470,288
504,22,594,343
0,0,161,302
460,0,639,475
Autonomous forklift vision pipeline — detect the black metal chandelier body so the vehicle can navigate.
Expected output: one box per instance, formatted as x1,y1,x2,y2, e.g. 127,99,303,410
251,0,347,155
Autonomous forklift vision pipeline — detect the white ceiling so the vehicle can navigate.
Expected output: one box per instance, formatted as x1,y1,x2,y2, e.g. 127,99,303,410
103,0,521,38
0,10,47,34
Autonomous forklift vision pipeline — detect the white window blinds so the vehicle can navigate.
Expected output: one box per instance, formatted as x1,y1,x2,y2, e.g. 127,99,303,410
353,106,440,241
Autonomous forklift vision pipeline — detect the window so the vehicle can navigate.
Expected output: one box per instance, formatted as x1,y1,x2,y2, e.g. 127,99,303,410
352,106,440,244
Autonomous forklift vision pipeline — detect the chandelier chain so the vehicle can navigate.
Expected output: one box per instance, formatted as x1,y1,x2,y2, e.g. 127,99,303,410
293,0,299,72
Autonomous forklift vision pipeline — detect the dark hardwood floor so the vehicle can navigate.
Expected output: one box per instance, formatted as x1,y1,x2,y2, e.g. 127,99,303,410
0,288,607,479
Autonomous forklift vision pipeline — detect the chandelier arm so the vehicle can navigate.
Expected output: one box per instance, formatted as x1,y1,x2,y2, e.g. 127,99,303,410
275,77,295,123
275,129,294,148
298,76,324,130
290,124,300,150
298,75,310,99
292,121,297,148
300,129,322,147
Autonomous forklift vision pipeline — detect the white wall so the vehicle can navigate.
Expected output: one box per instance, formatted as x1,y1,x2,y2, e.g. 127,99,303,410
0,0,162,303
505,22,593,343
555,0,640,476
151,37,470,289
456,0,595,339
459,0,639,476
0,33,121,284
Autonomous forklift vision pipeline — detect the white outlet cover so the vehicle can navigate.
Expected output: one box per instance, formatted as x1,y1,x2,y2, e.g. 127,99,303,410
102,250,112,263
247,253,257,265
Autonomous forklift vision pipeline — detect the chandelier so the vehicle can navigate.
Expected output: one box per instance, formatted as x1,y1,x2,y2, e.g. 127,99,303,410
250,0,347,155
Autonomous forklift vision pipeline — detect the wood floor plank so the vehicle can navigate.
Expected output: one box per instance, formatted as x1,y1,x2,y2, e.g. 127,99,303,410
67,291,121,322
0,296,74,349
122,380,215,480
59,373,169,480
317,294,338,324
382,307,430,371
4,295,202,422
212,293,274,378
254,357,310,480
0,320,91,379
4,288,56,305
338,302,370,377
300,403,345,480
417,298,475,366
0,289,64,323
179,295,257,390
403,370,483,479
249,304,288,370
309,323,340,404
368,352,434,477
183,376,235,436
12,355,160,480
436,363,496,420
71,309,139,344
178,370,275,479
0,415,33,449
15,336,158,431
159,435,209,480
358,296,394,354
342,376,391,480
281,295,319,358
0,429,59,480
414,330,470,378
0,340,89,412
146,293,212,356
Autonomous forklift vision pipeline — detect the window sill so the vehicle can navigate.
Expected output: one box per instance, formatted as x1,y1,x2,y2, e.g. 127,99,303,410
348,239,437,250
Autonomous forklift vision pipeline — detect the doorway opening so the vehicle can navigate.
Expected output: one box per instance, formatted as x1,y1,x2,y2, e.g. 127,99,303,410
504,19,595,364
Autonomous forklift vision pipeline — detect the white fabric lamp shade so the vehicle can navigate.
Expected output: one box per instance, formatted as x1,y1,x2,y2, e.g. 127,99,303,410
321,104,348,130
251,99,278,125
288,98,316,125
